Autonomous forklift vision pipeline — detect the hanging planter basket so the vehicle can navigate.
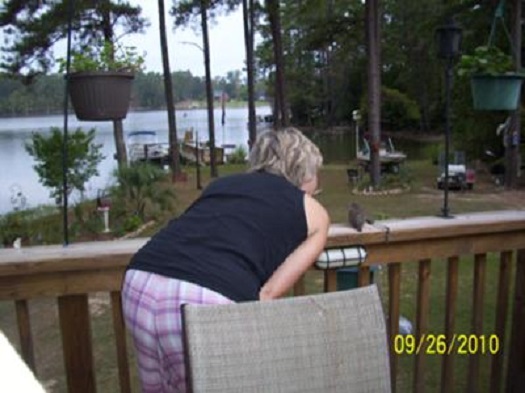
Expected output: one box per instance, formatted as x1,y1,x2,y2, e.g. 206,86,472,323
67,71,135,121
470,73,524,111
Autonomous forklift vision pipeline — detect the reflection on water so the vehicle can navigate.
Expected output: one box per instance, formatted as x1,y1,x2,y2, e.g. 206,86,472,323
0,108,433,214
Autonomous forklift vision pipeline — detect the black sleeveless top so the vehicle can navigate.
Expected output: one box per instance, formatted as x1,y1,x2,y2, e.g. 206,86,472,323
128,171,307,301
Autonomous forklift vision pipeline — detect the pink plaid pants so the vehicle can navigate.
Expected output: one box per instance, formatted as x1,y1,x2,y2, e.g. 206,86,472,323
121,269,234,393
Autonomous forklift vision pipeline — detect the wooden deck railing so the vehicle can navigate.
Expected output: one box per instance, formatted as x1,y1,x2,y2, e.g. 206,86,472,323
0,210,524,392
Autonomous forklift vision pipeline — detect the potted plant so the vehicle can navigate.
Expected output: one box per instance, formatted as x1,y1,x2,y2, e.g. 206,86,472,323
60,41,144,121
457,45,524,111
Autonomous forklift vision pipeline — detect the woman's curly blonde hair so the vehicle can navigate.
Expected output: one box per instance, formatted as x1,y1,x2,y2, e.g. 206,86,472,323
248,127,323,188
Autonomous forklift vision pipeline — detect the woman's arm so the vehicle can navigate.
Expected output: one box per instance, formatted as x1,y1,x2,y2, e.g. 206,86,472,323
259,194,330,301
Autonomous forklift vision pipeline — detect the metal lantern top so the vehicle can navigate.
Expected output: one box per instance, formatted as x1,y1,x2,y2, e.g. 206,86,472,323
436,18,463,59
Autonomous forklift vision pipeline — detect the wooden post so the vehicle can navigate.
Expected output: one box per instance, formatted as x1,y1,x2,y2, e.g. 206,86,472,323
324,270,337,292
441,256,459,393
358,265,371,287
15,299,36,374
414,259,431,393
58,294,96,393
388,263,401,393
467,254,487,393
506,249,525,392
490,251,512,393
111,291,131,393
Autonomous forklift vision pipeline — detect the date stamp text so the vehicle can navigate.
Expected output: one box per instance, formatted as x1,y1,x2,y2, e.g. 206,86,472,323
393,334,500,355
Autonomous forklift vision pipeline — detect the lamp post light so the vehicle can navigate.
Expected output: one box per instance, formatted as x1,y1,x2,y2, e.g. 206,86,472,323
436,17,462,218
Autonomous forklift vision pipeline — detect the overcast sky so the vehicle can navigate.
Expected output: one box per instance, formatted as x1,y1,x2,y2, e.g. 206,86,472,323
123,2,246,77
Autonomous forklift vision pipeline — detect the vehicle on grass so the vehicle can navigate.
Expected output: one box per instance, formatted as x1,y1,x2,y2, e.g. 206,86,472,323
436,164,476,190
436,151,475,190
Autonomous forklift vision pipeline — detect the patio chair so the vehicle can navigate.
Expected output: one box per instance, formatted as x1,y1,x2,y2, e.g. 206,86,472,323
181,284,391,392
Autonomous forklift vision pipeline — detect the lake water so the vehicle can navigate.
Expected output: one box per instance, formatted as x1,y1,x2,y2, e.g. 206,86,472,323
0,107,275,214
0,108,430,214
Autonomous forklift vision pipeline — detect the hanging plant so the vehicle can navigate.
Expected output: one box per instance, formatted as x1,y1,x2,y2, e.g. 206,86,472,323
457,2,524,111
61,41,145,73
457,45,514,76
59,42,145,121
457,45,523,111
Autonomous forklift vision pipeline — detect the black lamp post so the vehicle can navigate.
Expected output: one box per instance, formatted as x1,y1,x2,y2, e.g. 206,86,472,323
436,17,462,218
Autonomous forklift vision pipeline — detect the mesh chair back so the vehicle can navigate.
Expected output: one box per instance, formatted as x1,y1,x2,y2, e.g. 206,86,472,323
182,284,391,393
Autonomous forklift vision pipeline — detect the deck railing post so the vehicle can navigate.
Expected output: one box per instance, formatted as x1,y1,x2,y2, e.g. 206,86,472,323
58,294,96,393
506,249,525,392
490,251,512,393
441,256,459,392
414,259,431,393
388,263,401,393
15,299,36,374
111,291,132,393
467,253,487,393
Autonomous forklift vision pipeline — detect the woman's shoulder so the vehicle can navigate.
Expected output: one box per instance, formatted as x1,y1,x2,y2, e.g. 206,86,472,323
303,194,330,235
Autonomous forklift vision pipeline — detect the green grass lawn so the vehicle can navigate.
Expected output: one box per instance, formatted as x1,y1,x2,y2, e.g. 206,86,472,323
0,158,522,392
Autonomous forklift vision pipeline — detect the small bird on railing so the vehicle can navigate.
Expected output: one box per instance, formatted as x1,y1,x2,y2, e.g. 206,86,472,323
347,202,374,232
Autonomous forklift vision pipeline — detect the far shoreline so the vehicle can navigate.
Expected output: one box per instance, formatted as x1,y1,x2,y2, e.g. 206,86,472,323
0,100,271,119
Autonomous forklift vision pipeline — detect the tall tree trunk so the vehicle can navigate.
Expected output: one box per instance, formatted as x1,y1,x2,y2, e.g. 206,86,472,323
506,0,521,189
366,0,381,187
243,0,257,148
201,0,217,177
113,121,127,169
266,0,288,128
100,0,127,169
158,0,181,181
100,1,113,55
325,0,335,128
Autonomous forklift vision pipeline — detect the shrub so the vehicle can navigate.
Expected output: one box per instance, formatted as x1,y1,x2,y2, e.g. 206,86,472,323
227,146,247,164
25,127,104,203
354,166,412,193
0,212,29,247
110,162,175,223
360,87,421,131
0,206,62,246
71,202,104,237
123,215,143,233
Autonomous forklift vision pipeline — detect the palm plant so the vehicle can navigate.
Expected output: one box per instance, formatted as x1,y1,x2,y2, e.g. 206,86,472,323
111,163,175,226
